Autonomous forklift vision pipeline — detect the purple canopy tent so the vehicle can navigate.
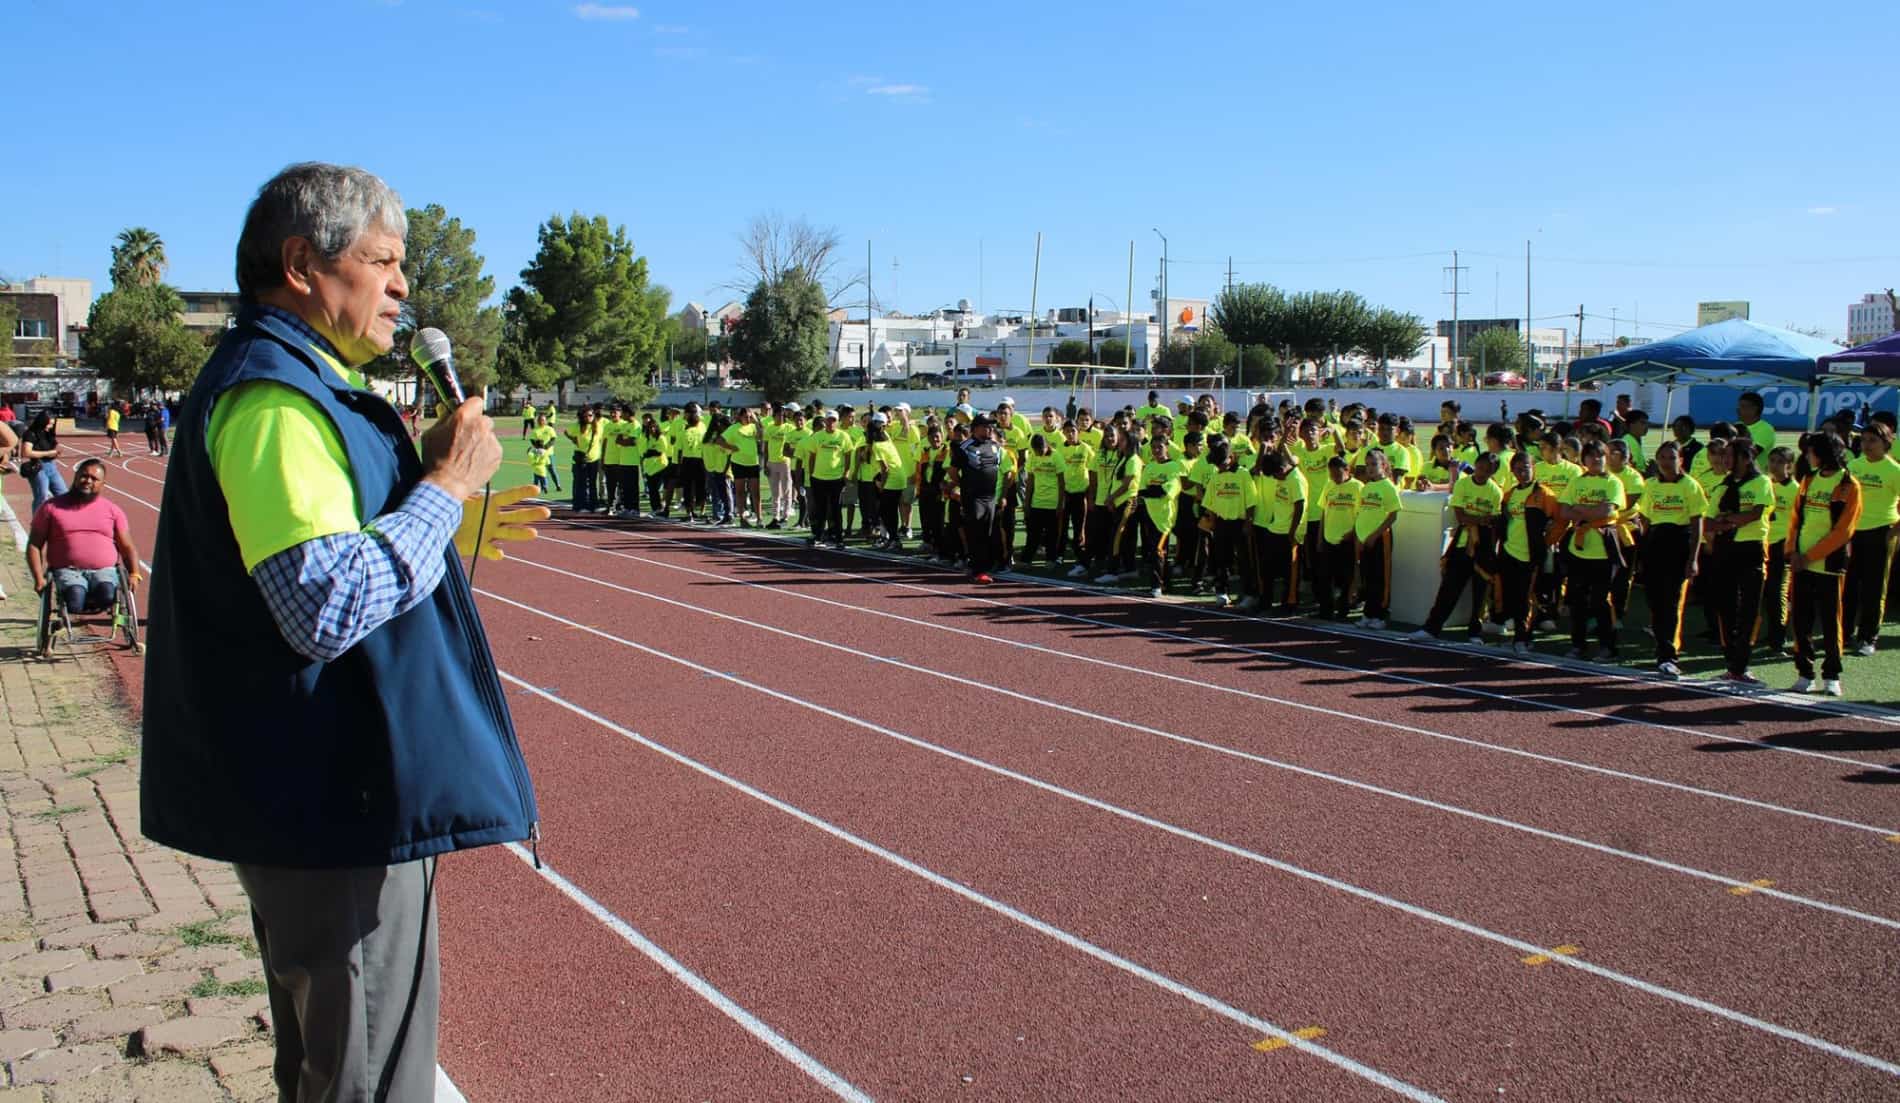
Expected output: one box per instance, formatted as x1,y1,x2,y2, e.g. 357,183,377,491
1812,331,1900,429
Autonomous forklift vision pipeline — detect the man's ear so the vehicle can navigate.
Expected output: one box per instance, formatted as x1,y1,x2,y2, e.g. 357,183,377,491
279,237,318,295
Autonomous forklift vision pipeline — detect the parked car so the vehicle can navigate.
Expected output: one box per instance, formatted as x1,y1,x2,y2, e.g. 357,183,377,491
1005,367,1085,386
1484,372,1529,389
1331,371,1390,389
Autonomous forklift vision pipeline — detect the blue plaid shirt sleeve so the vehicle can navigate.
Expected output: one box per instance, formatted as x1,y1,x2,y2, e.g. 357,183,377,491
250,481,464,663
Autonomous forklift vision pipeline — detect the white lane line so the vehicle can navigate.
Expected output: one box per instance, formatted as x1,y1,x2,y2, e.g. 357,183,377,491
497,670,1446,1103
529,530,1899,840
503,552,1900,932
435,1066,468,1103
479,591,1900,1081
499,841,875,1103
582,520,1900,773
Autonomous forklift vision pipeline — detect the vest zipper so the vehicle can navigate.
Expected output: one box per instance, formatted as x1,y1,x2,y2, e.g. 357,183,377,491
443,564,539,836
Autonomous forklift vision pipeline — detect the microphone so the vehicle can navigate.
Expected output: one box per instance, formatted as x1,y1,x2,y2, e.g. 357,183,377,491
410,327,466,407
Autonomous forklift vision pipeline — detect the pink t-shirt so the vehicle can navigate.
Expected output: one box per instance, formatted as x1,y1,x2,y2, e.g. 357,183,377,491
30,494,129,571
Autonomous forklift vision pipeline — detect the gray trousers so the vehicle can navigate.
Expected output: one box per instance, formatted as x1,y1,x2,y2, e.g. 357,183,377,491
233,858,439,1103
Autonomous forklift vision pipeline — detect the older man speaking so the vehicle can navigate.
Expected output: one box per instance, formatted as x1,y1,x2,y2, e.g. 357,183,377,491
141,163,545,1101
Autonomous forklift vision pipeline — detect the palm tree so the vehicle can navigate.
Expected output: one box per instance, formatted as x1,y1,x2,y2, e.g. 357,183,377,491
111,228,167,287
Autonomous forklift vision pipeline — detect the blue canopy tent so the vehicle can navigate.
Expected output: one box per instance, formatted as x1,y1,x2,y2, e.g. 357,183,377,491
1568,318,1837,428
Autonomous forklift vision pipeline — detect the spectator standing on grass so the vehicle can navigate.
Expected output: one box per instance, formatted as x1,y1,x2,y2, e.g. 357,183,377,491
140,163,546,1103
565,404,604,513
1352,450,1401,630
952,414,1004,583
803,410,850,548
1760,445,1800,653
1788,432,1861,696
1558,441,1627,660
1493,452,1553,655
20,410,66,516
1635,441,1706,680
1316,457,1361,620
1703,440,1774,685
1736,391,1779,460
1411,452,1503,643
1845,422,1899,655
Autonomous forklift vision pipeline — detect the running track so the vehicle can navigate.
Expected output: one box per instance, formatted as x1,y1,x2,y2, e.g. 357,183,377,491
50,438,1900,1102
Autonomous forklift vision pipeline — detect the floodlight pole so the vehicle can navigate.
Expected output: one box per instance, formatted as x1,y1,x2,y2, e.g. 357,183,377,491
1027,232,1042,373
1153,228,1169,370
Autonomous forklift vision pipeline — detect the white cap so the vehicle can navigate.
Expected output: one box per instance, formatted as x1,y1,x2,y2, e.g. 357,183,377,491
954,403,975,416
894,402,911,412
870,412,889,425
1000,396,1016,407
1180,394,1194,404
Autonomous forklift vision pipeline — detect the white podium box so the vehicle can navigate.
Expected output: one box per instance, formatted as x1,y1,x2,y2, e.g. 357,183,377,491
1389,490,1458,628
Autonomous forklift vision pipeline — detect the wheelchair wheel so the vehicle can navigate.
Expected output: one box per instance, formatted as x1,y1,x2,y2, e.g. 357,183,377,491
117,569,144,655
34,584,55,659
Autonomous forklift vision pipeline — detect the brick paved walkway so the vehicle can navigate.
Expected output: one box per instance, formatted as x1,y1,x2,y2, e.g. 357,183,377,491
0,551,275,1101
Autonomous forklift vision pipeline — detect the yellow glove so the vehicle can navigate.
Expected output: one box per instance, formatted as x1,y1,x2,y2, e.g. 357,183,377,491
455,484,550,561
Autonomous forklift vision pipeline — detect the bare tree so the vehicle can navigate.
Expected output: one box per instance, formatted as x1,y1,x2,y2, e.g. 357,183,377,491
731,212,862,308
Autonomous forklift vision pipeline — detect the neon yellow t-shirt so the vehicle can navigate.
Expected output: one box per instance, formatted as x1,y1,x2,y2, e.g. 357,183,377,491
1136,457,1185,529
1536,458,1582,503
1848,454,1900,530
1058,442,1094,495
1321,478,1362,545
723,422,761,467
105,409,121,432
207,381,360,572
1025,452,1064,510
1502,485,1539,563
1766,478,1800,544
1560,474,1626,560
805,429,851,480
565,422,604,462
1448,475,1503,527
1637,476,1707,528
1201,470,1255,522
870,439,906,489
1796,471,1849,574
1266,469,1309,535
1710,473,1775,544
1354,478,1400,542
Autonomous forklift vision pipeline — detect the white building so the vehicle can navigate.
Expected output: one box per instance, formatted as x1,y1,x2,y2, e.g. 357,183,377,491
830,303,1162,381
1848,293,1895,346
20,276,92,362
1530,327,1569,380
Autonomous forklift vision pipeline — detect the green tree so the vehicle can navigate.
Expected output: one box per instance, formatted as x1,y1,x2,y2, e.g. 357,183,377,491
1280,290,1371,382
499,213,665,409
1209,283,1288,351
111,227,168,287
670,325,710,379
726,269,830,405
1354,308,1428,368
1466,326,1526,377
1156,328,1281,387
82,283,205,393
1095,337,1130,368
363,204,505,390
1048,339,1091,366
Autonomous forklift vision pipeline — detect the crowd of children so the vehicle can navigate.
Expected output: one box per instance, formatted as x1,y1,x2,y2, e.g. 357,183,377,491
520,387,1898,698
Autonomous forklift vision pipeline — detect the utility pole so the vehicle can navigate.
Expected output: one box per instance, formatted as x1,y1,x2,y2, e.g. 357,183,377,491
1153,229,1169,370
1443,250,1468,384
1524,240,1533,385
1027,232,1042,372
864,240,872,382
1574,303,1585,389
1226,256,1234,295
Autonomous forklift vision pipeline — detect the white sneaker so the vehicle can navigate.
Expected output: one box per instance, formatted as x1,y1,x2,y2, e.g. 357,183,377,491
1408,629,1434,641
1854,641,1877,657
1790,676,1814,693
1658,661,1682,680
1148,587,1163,599
1356,616,1378,629
1370,618,1387,630
1094,573,1120,585
1214,594,1232,608
1067,565,1088,579
1823,680,1844,698
1536,618,1557,633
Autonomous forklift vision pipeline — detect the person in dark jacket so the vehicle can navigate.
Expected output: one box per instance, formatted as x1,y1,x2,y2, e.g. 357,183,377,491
140,163,546,1102
952,414,1004,582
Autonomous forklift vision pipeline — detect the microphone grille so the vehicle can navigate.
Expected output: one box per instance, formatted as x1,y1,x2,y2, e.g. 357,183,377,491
412,327,452,367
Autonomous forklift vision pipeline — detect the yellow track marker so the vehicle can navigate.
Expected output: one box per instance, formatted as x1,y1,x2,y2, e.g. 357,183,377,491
1886,835,1900,845
1252,1026,1326,1053
1727,878,1775,896
1521,944,1580,966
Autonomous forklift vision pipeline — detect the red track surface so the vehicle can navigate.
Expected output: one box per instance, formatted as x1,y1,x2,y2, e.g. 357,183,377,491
57,441,1900,1101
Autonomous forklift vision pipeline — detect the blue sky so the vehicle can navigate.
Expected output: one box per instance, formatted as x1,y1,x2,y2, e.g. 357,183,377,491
5,0,1895,342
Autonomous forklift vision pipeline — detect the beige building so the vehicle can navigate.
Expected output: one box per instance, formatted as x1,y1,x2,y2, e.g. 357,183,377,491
180,290,241,335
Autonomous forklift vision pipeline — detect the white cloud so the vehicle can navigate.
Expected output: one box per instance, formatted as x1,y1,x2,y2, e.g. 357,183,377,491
574,3,639,20
866,83,927,97
1807,205,1837,216
653,22,688,32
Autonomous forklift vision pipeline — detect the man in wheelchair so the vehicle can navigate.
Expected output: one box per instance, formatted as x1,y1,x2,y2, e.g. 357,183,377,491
27,458,143,623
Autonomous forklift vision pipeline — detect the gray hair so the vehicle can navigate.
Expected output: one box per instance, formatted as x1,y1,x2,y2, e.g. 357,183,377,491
235,162,406,298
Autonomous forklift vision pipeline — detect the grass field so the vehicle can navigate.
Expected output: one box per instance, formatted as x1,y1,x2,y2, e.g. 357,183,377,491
496,429,1899,708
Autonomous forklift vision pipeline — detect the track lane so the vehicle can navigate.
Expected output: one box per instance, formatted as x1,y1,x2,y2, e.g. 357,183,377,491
470,569,1900,1100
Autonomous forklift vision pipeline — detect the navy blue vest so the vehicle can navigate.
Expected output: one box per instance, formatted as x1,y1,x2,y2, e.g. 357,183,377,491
141,306,537,868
